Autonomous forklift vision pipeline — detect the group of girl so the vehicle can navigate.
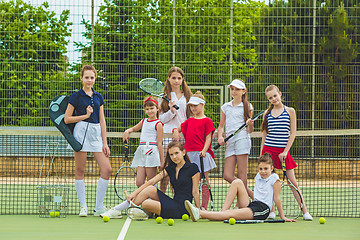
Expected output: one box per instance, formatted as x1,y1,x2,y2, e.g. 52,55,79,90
65,64,312,222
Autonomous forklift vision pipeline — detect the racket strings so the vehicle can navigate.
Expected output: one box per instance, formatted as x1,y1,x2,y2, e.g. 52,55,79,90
114,166,137,200
127,206,148,220
280,184,302,219
140,79,163,95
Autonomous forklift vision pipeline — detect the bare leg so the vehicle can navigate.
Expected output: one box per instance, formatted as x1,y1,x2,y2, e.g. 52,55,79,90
223,156,237,184
236,154,253,199
74,151,88,180
286,169,309,214
221,179,250,211
200,208,253,221
93,152,112,180
133,185,160,206
135,167,146,187
141,199,161,215
145,167,157,182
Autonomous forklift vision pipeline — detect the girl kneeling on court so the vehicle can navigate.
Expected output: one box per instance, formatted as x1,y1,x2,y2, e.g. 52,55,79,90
185,153,296,222
101,141,200,219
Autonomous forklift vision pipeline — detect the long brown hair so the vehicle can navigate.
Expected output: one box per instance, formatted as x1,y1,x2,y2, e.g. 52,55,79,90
164,141,191,168
160,66,192,118
261,85,280,133
235,79,251,123
258,152,273,166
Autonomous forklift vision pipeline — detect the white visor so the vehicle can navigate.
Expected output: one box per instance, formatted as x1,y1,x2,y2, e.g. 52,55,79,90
227,79,246,89
187,96,206,105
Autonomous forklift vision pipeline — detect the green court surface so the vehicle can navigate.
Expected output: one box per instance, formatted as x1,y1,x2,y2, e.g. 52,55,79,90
1,215,359,240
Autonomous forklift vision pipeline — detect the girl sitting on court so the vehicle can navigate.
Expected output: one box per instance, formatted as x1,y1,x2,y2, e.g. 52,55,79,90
101,141,200,219
260,85,312,221
185,153,296,222
172,91,217,210
122,96,164,188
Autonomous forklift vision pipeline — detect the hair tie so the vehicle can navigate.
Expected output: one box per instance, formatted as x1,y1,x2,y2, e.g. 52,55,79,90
264,114,268,119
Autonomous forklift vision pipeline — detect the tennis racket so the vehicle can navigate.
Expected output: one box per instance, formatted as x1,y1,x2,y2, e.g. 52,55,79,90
139,78,179,110
214,110,265,150
124,190,149,221
199,156,214,211
280,159,303,219
224,219,285,224
114,140,137,201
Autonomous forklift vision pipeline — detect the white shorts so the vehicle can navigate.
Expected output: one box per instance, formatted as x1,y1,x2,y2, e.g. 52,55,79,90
225,137,251,158
187,151,217,173
131,144,161,168
67,121,103,152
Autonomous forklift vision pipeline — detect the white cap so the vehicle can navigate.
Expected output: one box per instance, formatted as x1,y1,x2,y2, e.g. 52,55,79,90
187,96,206,105
227,79,246,89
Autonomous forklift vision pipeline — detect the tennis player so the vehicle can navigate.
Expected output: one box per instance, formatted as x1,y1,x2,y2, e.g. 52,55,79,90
185,153,296,222
260,84,312,221
122,96,164,187
101,141,200,219
159,66,192,193
64,65,111,217
173,91,217,210
217,79,254,198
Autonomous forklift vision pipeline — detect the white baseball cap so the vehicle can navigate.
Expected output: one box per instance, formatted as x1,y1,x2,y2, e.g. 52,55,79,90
187,96,206,105
227,79,246,89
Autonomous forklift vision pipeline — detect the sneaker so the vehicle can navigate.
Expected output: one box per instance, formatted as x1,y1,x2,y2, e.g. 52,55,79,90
79,206,87,217
267,212,276,220
184,200,199,222
303,212,313,221
94,207,108,217
100,208,123,219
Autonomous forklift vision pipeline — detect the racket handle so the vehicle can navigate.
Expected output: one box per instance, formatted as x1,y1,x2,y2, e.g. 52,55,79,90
213,143,220,150
173,104,179,110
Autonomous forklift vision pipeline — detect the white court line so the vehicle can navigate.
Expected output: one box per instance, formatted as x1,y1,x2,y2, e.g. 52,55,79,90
117,217,132,240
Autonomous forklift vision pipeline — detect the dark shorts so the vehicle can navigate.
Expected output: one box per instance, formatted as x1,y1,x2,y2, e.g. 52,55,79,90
247,201,270,220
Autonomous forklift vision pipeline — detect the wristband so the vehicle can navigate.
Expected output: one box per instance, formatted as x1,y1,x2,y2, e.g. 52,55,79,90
172,128,177,133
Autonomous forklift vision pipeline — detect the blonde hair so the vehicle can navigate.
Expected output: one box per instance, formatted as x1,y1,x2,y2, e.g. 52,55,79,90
261,85,281,133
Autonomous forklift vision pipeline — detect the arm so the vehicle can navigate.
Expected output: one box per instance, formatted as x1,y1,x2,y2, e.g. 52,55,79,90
159,107,177,124
99,105,110,157
156,123,165,170
278,107,297,162
122,119,143,142
217,111,226,145
200,132,213,157
172,126,182,141
192,172,201,208
273,180,297,222
260,114,267,156
64,103,92,124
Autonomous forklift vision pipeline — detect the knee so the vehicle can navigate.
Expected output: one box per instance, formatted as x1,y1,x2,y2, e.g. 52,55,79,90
231,178,243,186
223,173,234,183
102,166,112,178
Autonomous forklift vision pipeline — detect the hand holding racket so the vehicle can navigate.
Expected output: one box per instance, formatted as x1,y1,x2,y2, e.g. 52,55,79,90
214,111,265,150
124,190,149,220
139,78,179,110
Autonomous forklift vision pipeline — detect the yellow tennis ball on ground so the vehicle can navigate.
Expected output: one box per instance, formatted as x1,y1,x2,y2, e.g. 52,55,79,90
103,216,110,222
229,218,236,225
156,216,163,224
182,214,189,221
55,211,60,217
167,218,174,226
319,217,326,224
49,211,56,218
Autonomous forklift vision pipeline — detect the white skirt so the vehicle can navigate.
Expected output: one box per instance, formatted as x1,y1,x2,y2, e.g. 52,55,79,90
225,137,251,158
187,151,217,173
67,121,103,152
131,144,161,168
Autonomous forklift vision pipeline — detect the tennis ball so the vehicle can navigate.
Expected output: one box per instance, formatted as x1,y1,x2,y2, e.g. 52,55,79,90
55,211,60,217
229,218,236,225
49,211,56,218
103,216,110,222
156,216,163,224
319,217,326,224
182,214,189,221
167,218,174,226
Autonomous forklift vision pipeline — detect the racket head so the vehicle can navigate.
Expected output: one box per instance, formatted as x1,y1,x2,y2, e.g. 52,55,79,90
280,183,303,219
139,78,164,97
114,166,137,200
126,206,149,220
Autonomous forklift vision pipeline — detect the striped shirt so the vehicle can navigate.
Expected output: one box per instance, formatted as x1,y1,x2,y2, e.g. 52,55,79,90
264,108,290,148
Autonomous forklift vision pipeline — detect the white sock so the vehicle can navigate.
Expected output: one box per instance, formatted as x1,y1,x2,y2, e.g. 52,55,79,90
75,179,86,208
114,201,130,211
95,177,109,211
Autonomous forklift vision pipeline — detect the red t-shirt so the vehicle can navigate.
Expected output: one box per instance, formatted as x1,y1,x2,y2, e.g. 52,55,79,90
181,117,215,159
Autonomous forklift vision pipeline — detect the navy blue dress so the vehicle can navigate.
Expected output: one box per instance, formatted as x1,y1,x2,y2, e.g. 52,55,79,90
157,161,199,219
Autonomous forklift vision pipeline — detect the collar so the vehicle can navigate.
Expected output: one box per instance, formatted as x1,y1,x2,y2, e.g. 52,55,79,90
79,87,100,97
169,160,191,169
230,100,243,107
258,172,273,182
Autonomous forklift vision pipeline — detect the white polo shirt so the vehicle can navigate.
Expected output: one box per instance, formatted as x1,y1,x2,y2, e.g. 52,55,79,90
253,172,280,209
221,101,253,143
159,92,187,133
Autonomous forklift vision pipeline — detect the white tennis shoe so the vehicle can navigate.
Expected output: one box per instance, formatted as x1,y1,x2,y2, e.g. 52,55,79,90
303,212,313,221
79,206,88,217
184,200,199,222
267,212,276,220
100,208,123,219
94,207,108,217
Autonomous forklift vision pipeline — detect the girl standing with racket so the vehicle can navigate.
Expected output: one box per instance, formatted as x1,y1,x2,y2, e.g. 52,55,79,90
159,66,192,193
260,84,312,221
217,79,254,198
101,141,200,219
122,96,164,187
173,91,217,210
185,153,296,222
64,65,112,217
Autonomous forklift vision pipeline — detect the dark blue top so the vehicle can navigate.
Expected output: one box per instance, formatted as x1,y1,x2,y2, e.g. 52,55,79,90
165,161,199,203
68,88,105,124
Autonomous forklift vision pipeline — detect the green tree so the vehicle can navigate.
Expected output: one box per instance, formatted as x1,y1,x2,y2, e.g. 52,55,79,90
0,0,72,126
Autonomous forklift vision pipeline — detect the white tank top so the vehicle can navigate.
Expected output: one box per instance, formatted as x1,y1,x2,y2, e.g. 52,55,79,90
139,118,162,143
